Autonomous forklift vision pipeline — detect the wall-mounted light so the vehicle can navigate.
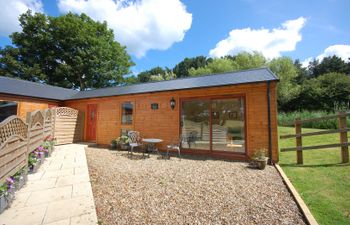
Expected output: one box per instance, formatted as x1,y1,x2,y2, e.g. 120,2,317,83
170,97,176,110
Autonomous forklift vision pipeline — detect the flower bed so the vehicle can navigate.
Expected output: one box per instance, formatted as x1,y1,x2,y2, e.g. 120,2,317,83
0,177,16,213
0,140,56,215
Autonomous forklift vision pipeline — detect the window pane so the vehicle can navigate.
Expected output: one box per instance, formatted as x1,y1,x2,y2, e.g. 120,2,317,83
121,102,133,124
0,101,17,122
181,100,210,150
212,98,245,153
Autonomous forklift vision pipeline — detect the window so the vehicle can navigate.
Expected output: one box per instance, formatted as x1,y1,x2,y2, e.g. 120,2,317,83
0,101,17,122
181,97,245,153
121,102,133,124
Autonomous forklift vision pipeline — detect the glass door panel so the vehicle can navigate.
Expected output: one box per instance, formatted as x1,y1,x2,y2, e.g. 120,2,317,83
181,100,210,150
211,98,245,153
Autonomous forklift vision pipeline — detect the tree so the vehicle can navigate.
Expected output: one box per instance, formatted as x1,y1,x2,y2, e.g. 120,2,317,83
293,59,308,84
299,72,350,111
173,56,209,77
268,57,301,110
188,52,267,76
225,51,266,70
137,67,167,83
308,55,349,78
188,58,237,76
0,11,133,90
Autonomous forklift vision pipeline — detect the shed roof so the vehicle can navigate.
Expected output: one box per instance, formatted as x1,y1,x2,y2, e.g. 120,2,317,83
0,76,78,101
69,67,278,100
0,68,278,101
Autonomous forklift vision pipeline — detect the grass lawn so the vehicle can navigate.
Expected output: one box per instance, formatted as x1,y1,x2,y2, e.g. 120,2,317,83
279,126,350,225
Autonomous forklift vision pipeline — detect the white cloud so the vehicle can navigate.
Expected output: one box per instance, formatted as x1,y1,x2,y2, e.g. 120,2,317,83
209,17,306,59
58,0,192,58
316,45,350,61
302,45,350,67
0,0,43,36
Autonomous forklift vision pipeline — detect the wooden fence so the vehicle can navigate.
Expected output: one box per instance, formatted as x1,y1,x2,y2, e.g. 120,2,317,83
0,116,28,184
53,107,84,145
280,112,350,164
0,107,83,183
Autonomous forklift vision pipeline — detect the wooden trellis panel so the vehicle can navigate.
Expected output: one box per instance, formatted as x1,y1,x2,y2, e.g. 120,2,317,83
43,109,53,138
0,116,28,183
27,110,44,153
53,107,84,145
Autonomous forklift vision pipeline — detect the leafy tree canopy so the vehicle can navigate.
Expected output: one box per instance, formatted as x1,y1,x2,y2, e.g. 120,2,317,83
308,55,350,78
0,11,133,90
188,52,267,76
173,56,210,77
268,57,300,109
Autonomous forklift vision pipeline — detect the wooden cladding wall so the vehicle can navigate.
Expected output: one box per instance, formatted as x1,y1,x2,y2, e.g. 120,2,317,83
64,82,279,162
53,107,84,145
0,94,60,120
0,116,28,183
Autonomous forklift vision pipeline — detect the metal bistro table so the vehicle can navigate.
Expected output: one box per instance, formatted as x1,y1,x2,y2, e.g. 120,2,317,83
142,138,163,156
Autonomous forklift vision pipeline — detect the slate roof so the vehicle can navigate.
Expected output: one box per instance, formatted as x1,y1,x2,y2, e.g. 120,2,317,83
0,76,78,101
0,68,278,101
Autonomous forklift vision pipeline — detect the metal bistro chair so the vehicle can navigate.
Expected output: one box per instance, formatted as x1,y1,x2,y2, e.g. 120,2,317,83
187,131,198,148
166,136,183,160
127,131,144,158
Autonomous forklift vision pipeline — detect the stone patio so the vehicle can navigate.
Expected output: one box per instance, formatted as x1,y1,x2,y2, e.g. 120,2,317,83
0,144,97,225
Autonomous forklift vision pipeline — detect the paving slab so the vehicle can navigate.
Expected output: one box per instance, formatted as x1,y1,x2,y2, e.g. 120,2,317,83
0,144,98,225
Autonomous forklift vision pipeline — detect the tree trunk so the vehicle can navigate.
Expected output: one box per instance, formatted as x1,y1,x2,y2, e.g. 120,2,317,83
78,75,85,91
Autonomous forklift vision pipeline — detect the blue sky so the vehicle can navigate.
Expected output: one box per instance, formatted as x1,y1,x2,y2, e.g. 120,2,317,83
0,0,349,73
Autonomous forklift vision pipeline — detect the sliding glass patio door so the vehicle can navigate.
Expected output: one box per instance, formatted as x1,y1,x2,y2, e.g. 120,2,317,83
211,98,245,153
181,100,210,150
181,96,245,154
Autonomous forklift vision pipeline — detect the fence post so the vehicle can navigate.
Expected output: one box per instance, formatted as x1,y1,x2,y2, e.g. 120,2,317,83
295,118,303,164
338,112,349,163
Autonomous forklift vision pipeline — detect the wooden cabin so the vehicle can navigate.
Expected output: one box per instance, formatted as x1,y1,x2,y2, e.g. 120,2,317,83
0,68,279,162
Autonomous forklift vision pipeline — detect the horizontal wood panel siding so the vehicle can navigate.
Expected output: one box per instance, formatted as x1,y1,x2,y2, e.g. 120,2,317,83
64,82,279,162
0,94,59,120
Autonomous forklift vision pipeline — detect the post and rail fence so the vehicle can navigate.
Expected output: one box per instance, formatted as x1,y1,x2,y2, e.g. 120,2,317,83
280,112,350,164
0,107,83,184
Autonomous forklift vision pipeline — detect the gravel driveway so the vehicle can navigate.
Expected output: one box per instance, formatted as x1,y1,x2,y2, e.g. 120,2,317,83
85,147,306,225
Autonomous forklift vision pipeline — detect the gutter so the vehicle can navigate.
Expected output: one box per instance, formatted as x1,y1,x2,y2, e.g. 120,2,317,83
267,80,273,164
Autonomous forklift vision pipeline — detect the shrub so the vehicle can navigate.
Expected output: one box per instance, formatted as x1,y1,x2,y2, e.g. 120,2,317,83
278,110,350,129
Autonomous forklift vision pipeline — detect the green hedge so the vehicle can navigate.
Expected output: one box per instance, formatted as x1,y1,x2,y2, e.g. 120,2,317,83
278,111,350,129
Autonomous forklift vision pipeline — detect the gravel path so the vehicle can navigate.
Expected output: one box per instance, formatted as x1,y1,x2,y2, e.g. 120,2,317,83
86,148,306,225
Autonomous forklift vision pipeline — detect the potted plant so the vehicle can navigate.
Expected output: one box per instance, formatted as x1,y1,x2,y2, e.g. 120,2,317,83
5,178,15,207
44,136,56,155
35,147,45,165
43,141,51,157
13,169,27,190
111,139,118,150
28,152,39,174
115,135,130,150
0,183,8,213
252,148,268,170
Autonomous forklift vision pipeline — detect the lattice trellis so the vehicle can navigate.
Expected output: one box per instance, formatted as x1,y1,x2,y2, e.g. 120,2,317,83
44,109,52,121
0,116,28,146
30,110,44,128
55,107,78,117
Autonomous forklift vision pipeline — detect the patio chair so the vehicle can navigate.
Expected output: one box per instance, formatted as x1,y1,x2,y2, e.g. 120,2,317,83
127,131,144,157
187,131,198,148
166,136,183,160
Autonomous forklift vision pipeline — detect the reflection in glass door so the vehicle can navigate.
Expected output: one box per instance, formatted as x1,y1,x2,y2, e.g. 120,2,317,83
181,97,245,154
181,100,210,150
211,98,245,153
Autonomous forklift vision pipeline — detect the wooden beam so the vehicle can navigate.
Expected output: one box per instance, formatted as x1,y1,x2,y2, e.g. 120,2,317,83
280,128,350,139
